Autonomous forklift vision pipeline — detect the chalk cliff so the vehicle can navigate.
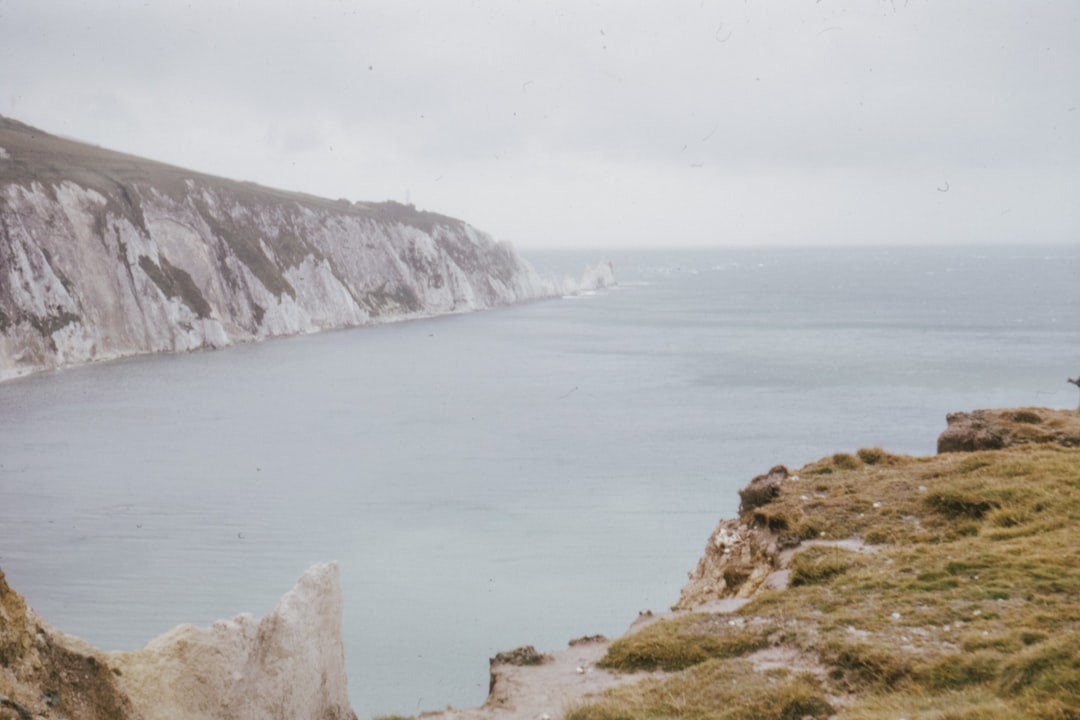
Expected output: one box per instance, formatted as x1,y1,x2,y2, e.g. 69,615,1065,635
0,563,356,720
0,116,605,380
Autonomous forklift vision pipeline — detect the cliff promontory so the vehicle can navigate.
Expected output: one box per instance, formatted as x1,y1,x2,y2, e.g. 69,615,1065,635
568,407,1080,719
0,116,608,380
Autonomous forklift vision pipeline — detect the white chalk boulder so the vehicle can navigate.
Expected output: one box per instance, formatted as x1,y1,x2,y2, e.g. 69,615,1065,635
111,562,357,720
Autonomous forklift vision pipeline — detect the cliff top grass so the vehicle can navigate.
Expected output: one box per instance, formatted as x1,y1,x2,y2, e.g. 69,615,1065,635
572,409,1080,720
0,115,465,232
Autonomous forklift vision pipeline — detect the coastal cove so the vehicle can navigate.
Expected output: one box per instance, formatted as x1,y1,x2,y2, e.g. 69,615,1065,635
0,246,1077,718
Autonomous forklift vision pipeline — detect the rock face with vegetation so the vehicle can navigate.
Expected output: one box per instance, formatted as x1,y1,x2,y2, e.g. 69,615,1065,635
937,406,1080,452
0,568,137,720
0,116,603,380
570,408,1080,720
0,563,356,720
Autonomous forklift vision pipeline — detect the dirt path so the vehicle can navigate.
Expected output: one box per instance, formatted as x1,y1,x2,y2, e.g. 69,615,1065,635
419,602,751,720
419,635,639,720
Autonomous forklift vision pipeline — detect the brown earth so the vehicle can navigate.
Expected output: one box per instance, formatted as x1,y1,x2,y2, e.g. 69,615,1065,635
0,568,138,720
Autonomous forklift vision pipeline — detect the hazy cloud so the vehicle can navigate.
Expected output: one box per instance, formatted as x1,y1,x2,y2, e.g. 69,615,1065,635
1,0,1077,248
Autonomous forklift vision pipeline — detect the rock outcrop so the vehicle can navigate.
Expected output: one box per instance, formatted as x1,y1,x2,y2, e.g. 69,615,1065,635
675,466,798,610
937,407,1080,453
737,465,789,514
674,516,788,610
0,116,611,380
0,568,137,720
0,563,357,720
680,405,1080,610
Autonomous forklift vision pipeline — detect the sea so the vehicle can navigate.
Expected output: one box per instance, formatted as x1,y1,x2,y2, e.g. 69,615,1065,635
0,245,1076,718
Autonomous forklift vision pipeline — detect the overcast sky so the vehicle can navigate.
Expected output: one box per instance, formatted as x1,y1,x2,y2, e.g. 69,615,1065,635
1,1,1077,249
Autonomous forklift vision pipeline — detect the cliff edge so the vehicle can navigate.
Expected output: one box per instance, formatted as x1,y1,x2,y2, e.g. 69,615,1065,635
0,116,610,380
678,406,1080,611
0,563,356,720
586,407,1080,719
435,406,1080,720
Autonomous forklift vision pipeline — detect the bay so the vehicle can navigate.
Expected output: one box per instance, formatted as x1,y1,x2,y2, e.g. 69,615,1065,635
0,245,1076,718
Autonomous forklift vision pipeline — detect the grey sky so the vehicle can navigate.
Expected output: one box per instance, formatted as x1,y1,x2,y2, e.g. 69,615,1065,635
1,1,1077,249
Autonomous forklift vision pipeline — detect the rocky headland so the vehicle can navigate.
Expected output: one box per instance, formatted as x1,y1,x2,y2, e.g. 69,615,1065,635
430,406,1080,720
0,116,613,381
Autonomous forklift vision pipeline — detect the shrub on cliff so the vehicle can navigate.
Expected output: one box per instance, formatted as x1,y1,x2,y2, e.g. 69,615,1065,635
737,465,788,514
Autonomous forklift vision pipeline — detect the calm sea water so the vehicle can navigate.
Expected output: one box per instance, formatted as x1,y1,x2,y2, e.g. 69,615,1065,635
0,246,1076,718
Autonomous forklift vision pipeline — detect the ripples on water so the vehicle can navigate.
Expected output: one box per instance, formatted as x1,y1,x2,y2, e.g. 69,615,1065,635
0,246,1077,718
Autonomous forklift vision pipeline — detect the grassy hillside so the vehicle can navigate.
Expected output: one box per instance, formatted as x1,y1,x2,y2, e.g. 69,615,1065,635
571,410,1080,719
0,115,461,231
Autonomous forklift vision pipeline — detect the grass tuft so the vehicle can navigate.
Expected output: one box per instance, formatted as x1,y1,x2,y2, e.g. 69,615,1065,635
925,489,999,519
855,446,909,466
789,545,863,586
823,640,916,690
568,660,832,720
598,615,772,672
999,635,1080,703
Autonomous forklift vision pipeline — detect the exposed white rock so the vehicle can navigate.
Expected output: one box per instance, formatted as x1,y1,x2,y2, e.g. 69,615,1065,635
0,562,357,720
546,261,617,298
0,118,617,380
110,562,357,720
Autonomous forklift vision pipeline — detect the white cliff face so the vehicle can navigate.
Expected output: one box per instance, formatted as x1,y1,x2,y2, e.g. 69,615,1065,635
0,118,613,380
110,562,357,720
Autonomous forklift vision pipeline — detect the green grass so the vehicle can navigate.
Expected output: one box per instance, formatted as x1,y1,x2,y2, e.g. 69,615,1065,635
599,615,774,672
569,659,833,720
573,437,1080,719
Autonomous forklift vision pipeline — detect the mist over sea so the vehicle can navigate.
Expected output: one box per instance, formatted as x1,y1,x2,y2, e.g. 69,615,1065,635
1,245,1076,718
